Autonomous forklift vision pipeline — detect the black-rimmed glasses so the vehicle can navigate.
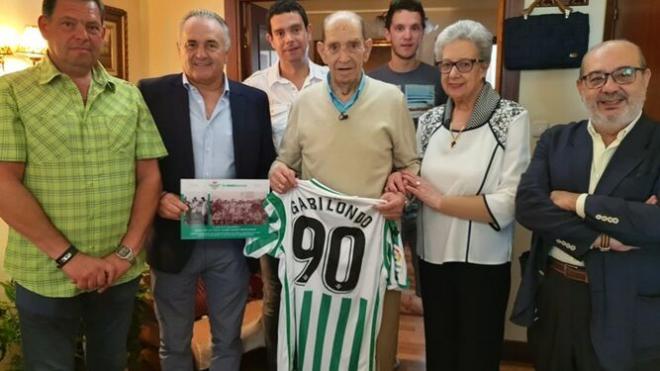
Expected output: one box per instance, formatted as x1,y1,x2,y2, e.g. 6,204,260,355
437,59,483,74
579,66,647,89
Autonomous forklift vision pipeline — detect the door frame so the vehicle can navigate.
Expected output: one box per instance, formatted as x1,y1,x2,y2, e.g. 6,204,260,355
224,0,523,100
602,0,616,40
224,0,244,80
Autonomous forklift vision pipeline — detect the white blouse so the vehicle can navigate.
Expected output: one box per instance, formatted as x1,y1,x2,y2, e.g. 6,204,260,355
417,102,531,265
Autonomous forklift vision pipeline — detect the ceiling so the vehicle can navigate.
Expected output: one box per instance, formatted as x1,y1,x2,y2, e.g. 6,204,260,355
255,0,499,13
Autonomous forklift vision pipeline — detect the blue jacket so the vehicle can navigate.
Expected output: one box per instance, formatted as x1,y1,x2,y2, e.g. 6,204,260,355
511,116,660,371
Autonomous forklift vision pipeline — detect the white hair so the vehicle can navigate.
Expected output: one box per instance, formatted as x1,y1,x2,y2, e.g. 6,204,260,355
434,20,493,63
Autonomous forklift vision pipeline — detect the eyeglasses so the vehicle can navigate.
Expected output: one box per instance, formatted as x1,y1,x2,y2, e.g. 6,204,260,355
579,66,647,89
437,59,483,74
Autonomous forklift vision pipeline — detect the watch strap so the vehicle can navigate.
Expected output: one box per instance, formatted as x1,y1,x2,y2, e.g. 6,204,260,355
115,244,136,264
55,245,79,268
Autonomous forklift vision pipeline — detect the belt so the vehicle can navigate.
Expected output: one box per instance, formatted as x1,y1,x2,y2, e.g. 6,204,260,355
549,258,589,284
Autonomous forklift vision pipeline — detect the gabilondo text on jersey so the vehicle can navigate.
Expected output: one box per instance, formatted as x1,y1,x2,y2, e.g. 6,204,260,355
289,195,375,228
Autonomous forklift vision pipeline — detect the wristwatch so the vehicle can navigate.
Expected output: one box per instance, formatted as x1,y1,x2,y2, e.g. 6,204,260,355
115,244,136,264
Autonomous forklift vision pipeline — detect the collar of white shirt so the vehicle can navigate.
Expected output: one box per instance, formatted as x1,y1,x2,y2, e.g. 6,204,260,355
181,73,231,96
266,60,327,88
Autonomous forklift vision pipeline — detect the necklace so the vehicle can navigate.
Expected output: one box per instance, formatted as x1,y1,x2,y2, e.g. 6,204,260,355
449,124,467,148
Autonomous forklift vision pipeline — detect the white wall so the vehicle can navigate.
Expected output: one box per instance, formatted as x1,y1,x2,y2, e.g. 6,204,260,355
504,0,607,343
142,0,225,78
519,3,606,129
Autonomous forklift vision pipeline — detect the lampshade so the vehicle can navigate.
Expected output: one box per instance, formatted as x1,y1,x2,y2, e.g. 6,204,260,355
16,26,47,60
0,26,18,56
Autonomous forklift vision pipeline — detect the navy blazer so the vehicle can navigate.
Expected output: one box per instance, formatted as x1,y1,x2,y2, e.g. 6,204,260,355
511,116,660,371
138,73,276,273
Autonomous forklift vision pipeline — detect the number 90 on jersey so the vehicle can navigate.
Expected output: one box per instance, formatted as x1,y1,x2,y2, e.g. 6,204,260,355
292,215,366,293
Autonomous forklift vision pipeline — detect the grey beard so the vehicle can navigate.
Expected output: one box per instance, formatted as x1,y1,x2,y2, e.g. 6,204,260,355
591,99,644,132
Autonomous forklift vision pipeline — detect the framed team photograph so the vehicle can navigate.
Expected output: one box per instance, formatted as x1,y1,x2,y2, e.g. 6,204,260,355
180,179,270,240
100,6,128,80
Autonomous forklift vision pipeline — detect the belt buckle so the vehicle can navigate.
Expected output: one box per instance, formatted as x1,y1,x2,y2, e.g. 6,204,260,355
551,259,588,283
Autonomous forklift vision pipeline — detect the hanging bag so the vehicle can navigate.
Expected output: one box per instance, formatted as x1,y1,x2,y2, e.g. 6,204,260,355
504,0,589,70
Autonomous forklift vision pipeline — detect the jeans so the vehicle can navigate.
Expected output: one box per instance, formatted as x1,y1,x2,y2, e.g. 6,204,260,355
16,278,140,371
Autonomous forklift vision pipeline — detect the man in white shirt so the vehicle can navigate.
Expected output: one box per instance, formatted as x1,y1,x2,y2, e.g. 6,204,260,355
243,2,327,369
244,0,327,149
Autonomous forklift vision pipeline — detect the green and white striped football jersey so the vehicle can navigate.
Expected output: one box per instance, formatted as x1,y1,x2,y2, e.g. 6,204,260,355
245,179,407,371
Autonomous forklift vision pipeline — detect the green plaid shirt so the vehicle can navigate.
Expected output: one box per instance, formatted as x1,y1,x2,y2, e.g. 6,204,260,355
0,58,167,297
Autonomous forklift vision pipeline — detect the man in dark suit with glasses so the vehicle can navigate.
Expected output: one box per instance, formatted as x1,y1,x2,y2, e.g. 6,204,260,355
512,40,660,371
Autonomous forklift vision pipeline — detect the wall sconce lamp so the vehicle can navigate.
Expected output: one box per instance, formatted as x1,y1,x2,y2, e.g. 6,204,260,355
0,26,18,71
16,26,47,65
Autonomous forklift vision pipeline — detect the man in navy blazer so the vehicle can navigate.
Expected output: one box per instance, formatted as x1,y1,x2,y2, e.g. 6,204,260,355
512,40,660,371
138,10,275,371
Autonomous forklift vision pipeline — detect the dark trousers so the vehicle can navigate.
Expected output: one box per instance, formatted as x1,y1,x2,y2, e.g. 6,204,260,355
401,206,417,251
528,268,602,371
419,259,510,371
529,268,660,371
401,214,422,296
15,278,140,371
260,254,281,371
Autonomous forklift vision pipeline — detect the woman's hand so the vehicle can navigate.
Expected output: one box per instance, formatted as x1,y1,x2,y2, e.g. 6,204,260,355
402,172,443,211
385,170,416,194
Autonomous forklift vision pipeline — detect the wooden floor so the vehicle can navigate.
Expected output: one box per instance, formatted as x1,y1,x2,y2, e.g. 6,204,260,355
242,314,533,370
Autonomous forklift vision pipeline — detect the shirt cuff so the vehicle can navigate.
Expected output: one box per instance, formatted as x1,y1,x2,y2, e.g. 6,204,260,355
576,193,588,218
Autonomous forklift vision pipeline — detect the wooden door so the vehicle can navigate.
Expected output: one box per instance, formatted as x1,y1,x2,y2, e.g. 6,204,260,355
239,3,274,81
605,0,660,121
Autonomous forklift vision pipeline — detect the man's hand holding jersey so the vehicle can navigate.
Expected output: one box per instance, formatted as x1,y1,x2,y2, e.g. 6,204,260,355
375,192,406,220
269,162,406,220
269,162,298,194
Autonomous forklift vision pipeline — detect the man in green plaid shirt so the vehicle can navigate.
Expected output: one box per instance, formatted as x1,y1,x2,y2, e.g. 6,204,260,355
0,0,167,370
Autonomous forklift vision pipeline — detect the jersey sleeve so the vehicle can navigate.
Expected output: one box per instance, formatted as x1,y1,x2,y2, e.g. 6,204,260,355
244,192,288,259
384,221,408,290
